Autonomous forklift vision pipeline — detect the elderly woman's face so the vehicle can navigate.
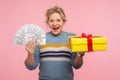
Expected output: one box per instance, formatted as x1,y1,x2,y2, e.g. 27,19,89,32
47,12,64,35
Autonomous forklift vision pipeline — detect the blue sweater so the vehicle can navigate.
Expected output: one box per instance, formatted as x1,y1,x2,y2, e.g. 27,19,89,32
25,32,81,80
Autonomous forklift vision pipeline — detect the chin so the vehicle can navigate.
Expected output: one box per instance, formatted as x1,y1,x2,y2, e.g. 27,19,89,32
52,31,61,35
53,32,60,35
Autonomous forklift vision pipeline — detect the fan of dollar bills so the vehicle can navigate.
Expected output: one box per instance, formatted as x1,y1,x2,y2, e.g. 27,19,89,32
14,24,46,45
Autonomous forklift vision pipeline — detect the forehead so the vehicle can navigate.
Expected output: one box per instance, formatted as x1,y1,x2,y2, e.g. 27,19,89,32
49,12,62,19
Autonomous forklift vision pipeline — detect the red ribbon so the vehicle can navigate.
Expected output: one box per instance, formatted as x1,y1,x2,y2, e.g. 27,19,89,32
81,33,93,52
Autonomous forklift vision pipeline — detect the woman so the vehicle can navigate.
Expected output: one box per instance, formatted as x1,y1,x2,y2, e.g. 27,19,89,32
25,6,85,80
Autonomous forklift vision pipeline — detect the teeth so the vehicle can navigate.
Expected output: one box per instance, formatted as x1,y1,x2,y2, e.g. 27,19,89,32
53,27,59,29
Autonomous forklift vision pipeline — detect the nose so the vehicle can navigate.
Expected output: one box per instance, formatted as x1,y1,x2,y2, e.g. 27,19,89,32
53,21,57,26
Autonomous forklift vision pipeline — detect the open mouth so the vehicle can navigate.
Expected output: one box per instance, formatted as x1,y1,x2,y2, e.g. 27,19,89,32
53,27,60,32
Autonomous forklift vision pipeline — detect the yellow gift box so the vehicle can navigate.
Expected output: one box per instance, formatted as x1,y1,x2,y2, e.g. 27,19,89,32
68,33,108,52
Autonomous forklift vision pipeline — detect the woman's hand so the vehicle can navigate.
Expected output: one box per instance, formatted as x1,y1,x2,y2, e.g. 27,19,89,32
25,40,36,55
77,52,85,57
80,52,85,55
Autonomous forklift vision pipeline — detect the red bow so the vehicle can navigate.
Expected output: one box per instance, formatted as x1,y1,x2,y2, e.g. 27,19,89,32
81,33,93,52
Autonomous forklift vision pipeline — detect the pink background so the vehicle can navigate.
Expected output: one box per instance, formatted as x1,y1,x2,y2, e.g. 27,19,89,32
0,0,120,80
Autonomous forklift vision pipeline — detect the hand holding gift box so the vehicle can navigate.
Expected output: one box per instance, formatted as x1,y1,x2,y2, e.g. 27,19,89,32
68,33,108,52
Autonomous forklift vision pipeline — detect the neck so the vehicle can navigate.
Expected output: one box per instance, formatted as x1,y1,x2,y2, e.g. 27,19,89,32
51,31,64,36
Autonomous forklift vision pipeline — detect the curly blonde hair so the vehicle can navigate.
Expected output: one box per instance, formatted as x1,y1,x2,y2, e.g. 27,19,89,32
45,6,66,23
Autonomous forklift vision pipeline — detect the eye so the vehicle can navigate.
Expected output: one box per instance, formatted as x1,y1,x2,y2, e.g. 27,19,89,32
49,20,54,22
57,19,61,22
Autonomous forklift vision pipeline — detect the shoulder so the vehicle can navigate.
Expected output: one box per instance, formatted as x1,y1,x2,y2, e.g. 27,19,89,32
46,32,51,35
64,32,76,36
45,32,52,37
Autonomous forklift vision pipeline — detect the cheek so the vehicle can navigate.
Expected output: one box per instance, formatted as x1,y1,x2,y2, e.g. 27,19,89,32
47,23,52,28
60,22,64,28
